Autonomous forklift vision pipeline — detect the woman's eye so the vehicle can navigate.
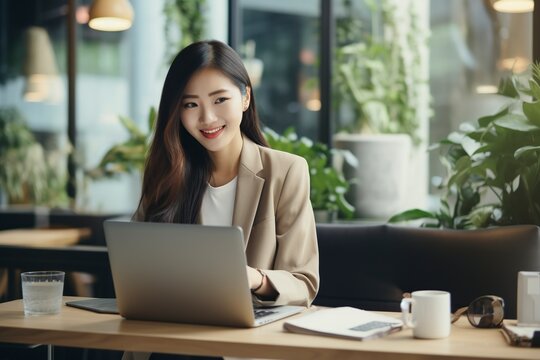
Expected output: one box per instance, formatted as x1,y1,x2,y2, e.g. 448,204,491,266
215,97,229,104
183,102,197,109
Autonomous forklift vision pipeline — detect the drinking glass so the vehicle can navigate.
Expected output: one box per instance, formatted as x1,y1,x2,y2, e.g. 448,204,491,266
21,271,65,316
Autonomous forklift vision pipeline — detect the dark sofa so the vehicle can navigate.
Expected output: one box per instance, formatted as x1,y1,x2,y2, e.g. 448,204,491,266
313,223,540,319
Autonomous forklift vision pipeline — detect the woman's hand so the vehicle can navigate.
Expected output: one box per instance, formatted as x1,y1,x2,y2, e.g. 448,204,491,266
246,266,278,299
246,266,264,290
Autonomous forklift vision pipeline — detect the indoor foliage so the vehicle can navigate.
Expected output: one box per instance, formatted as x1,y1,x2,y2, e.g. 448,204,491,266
163,0,207,65
264,127,356,219
87,107,156,179
390,64,540,228
0,106,67,206
335,0,429,144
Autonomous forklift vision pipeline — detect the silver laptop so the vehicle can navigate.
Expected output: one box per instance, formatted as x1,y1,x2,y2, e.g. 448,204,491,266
103,219,304,327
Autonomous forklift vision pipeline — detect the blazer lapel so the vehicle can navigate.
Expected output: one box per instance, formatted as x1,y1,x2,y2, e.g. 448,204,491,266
232,136,265,247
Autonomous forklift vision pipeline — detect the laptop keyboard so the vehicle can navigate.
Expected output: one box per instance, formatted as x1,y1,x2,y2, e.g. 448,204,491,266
254,309,278,319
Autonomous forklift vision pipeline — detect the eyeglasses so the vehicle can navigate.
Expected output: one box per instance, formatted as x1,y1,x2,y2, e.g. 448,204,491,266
451,295,505,328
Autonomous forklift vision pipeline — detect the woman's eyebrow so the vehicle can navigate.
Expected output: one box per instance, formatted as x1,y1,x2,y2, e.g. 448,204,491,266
182,89,229,100
182,94,198,99
208,89,229,96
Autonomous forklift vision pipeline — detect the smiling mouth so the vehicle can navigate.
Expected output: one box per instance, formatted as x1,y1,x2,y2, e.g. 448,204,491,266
200,125,225,139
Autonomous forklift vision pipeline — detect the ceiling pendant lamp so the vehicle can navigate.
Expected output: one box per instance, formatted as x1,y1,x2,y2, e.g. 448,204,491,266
23,27,63,103
89,0,134,31
493,0,534,13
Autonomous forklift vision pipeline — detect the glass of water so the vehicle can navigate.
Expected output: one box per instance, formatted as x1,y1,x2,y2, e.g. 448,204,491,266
21,271,65,316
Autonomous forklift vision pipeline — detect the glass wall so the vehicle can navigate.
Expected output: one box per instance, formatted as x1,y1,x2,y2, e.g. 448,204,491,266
238,0,321,140
237,0,535,211
0,0,168,213
0,0,535,215
0,0,69,207
429,1,533,195
0,0,224,214
75,0,166,213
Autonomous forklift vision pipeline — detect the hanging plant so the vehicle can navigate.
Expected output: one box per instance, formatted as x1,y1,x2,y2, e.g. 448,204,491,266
334,0,430,145
163,0,207,65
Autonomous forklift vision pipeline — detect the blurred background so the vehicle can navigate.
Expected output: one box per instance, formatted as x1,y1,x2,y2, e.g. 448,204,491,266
0,0,536,217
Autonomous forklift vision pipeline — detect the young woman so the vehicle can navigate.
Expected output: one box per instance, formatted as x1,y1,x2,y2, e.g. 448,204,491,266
127,40,319,360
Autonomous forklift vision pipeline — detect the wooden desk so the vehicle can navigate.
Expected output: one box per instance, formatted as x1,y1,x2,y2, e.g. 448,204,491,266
0,228,90,247
0,298,539,359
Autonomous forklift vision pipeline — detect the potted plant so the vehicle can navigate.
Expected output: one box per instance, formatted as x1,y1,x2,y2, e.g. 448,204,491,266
86,107,156,179
0,106,68,206
263,127,356,221
389,63,540,228
333,0,430,219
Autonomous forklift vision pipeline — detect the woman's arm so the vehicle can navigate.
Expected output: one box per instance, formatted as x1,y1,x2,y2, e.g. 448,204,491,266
253,157,319,307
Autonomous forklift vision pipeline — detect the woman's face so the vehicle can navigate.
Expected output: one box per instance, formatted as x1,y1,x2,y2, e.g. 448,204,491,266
180,67,249,154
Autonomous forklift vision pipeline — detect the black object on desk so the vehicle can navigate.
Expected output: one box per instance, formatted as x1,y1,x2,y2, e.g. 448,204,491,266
66,298,118,314
532,331,540,347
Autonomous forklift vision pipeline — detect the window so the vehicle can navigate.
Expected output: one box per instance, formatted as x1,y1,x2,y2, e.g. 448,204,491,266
238,0,321,140
236,0,536,211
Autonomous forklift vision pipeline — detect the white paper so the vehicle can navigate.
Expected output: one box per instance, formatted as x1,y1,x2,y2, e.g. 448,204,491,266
504,324,540,338
283,306,403,340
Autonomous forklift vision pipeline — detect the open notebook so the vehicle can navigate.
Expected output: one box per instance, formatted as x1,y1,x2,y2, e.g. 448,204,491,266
284,306,403,340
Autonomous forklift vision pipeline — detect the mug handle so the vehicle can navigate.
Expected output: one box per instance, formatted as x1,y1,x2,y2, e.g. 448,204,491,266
400,297,415,328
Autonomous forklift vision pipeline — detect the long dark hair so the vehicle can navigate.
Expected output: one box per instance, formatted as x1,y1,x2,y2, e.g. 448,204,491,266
138,40,268,224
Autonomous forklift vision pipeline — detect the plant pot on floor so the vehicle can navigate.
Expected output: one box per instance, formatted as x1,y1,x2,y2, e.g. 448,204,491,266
334,133,411,219
313,209,337,223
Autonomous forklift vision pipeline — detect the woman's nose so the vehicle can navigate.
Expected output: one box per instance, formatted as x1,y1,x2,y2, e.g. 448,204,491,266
199,106,217,124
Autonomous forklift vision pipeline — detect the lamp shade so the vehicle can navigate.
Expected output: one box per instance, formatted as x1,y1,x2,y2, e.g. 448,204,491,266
493,0,534,13
89,0,134,31
24,27,58,78
23,27,63,103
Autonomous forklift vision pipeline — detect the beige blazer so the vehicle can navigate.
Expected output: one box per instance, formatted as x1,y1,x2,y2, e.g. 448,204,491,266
235,136,319,307
134,136,319,307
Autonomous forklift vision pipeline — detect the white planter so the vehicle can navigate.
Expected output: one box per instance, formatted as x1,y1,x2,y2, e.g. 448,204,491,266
334,133,411,219
313,209,337,223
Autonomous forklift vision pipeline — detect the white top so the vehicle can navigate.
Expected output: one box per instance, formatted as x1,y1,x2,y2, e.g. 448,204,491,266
201,177,237,226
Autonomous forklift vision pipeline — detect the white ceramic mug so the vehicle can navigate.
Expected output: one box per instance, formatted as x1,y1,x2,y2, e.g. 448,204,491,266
400,290,451,339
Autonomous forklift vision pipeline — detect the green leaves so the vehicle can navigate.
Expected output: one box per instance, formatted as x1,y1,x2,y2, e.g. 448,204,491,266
88,107,156,179
0,107,68,206
388,209,437,223
163,0,206,65
334,0,426,145
390,63,540,228
515,145,540,159
523,100,540,127
494,114,539,132
264,127,356,219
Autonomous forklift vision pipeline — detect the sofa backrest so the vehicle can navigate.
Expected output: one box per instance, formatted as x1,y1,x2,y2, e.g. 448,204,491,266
314,224,540,319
